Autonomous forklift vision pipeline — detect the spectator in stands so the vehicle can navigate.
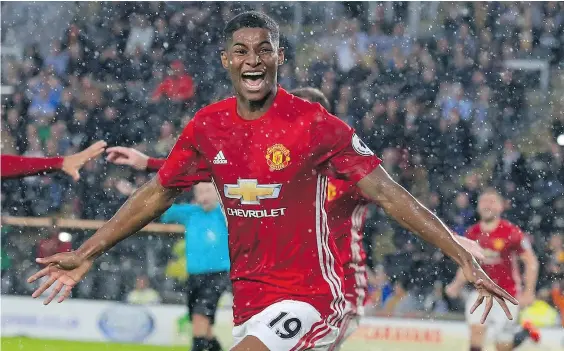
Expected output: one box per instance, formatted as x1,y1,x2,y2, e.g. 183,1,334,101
441,83,473,121
44,40,69,77
126,275,161,305
493,140,528,188
151,60,195,104
152,121,176,158
368,265,393,310
383,277,424,315
22,43,43,76
446,192,476,236
125,14,154,55
471,86,496,150
424,281,449,314
124,46,152,81
495,69,525,130
28,86,56,119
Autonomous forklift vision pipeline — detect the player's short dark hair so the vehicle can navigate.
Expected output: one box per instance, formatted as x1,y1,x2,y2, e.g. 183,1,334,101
291,87,331,110
480,187,503,200
223,11,279,47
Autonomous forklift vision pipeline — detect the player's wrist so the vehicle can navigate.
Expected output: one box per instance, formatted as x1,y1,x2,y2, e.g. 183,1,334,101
456,247,475,269
75,244,101,262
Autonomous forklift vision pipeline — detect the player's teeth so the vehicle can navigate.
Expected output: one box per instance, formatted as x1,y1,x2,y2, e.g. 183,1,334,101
243,72,264,77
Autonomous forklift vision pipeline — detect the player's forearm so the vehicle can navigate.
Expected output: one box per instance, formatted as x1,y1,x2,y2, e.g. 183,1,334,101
452,268,467,288
76,177,180,261
358,168,474,268
523,256,539,295
1,155,63,179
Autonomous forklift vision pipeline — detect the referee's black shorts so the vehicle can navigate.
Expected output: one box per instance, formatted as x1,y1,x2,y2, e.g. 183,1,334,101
186,271,230,325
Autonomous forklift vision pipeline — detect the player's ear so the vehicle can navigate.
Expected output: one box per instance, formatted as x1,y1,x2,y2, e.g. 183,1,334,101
277,47,285,66
220,50,229,69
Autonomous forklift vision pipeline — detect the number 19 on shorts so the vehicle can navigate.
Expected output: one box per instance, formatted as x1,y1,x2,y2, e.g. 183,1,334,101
268,312,302,339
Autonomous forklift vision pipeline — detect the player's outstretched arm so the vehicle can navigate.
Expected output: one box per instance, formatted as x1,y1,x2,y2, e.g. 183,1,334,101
1,141,106,180
357,166,518,323
27,177,181,304
106,146,165,171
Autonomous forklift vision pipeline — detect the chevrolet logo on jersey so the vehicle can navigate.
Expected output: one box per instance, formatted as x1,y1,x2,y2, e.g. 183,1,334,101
224,179,282,205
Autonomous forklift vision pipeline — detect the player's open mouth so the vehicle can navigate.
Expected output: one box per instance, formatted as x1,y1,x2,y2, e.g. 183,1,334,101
241,71,265,92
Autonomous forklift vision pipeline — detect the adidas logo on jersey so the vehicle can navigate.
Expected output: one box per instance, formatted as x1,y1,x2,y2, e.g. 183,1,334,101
213,151,228,164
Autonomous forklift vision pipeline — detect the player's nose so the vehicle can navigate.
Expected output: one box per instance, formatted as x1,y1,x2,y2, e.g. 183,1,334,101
245,52,262,67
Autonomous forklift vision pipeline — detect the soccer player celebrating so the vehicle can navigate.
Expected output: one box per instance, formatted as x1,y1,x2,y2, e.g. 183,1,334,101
1,141,107,181
29,12,516,351
106,89,486,349
446,189,540,351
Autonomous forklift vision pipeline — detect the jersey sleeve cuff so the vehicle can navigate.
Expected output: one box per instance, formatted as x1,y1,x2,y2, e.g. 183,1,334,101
147,157,165,171
52,156,64,170
348,156,381,184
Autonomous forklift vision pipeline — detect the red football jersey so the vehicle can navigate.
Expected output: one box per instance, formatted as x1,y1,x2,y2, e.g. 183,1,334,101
465,219,530,297
158,88,381,326
326,178,370,316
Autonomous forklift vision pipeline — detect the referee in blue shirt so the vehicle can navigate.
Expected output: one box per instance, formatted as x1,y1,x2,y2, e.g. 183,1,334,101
161,182,230,351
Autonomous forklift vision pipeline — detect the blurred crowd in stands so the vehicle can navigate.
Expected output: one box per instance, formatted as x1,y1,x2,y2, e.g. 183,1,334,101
1,2,563,320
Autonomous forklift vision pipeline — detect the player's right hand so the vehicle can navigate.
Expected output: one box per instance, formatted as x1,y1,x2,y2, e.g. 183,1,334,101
62,140,107,181
27,251,94,305
106,146,149,171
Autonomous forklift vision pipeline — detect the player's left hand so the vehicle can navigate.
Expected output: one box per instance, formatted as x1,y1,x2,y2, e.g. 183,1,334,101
462,259,519,324
517,291,535,307
62,140,107,181
27,251,94,305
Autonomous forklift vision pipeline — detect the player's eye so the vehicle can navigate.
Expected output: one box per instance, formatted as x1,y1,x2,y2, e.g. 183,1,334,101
260,48,273,54
234,49,247,55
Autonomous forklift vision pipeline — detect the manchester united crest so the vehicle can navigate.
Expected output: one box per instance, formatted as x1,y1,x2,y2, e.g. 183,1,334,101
492,238,506,251
266,144,291,171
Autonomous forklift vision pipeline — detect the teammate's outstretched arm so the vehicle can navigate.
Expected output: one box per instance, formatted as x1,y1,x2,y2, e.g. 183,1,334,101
27,177,181,304
356,166,519,323
106,146,165,171
1,141,107,180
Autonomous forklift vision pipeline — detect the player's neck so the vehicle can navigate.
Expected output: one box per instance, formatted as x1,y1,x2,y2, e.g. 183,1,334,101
236,86,277,120
480,218,501,232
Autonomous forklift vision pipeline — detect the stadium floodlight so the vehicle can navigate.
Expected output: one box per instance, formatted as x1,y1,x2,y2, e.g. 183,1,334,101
557,134,564,146
58,232,72,242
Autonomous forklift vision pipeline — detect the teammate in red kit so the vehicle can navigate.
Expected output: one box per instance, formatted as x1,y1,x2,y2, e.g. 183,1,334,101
446,189,540,351
1,141,107,180
29,12,516,351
